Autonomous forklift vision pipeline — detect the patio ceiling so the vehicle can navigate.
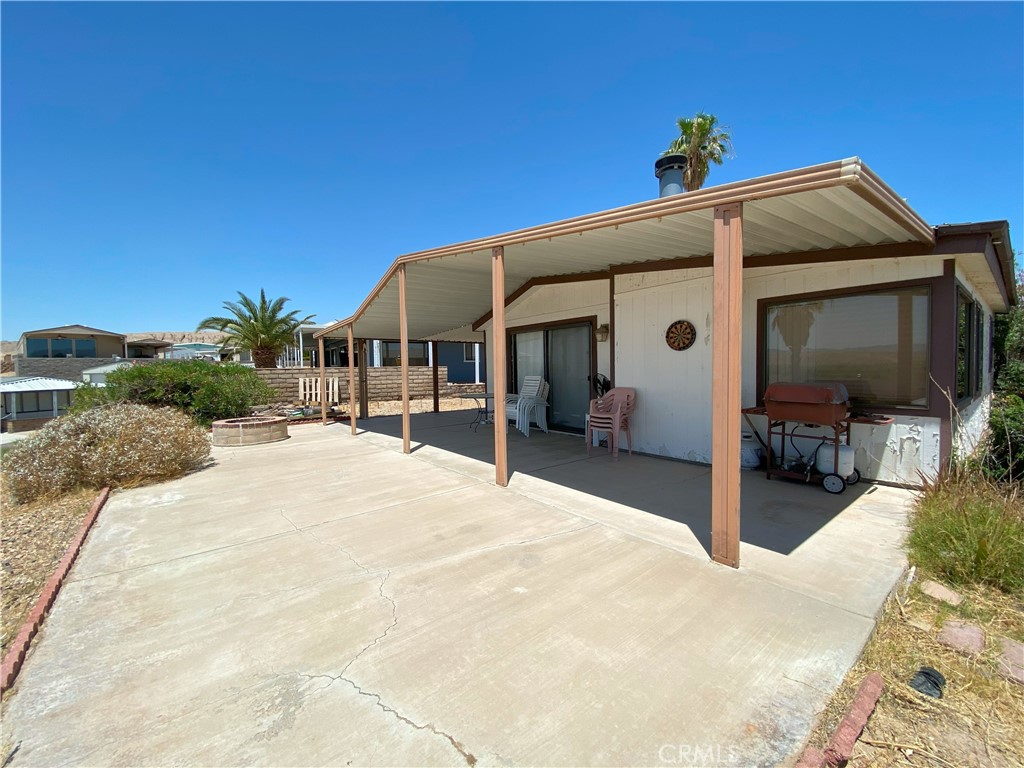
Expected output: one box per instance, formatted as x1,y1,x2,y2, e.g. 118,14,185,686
317,158,934,342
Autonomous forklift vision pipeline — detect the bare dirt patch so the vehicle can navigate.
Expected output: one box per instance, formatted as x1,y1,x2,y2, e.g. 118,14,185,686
1,489,97,655
807,578,1024,767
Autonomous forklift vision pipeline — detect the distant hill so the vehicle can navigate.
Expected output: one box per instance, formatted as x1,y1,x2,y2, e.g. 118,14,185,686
125,331,227,345
1,331,227,355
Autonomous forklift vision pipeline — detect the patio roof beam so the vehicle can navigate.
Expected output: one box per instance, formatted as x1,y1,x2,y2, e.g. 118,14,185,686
399,264,411,454
711,203,743,568
492,246,508,487
347,325,357,435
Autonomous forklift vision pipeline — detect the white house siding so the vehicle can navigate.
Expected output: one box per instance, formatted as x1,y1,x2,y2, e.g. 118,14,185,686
482,280,611,388
614,256,949,483
953,265,995,459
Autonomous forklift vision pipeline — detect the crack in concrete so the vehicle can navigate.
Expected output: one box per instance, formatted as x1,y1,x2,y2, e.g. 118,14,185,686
282,513,475,766
297,673,475,766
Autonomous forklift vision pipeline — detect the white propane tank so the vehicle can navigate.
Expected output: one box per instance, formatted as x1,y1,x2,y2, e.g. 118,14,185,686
740,432,762,469
816,444,856,477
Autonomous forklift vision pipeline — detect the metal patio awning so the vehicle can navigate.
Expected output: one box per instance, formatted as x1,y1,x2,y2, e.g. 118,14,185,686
315,158,934,342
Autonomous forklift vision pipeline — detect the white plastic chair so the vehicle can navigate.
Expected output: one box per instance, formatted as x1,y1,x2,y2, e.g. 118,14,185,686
505,376,542,432
516,380,549,437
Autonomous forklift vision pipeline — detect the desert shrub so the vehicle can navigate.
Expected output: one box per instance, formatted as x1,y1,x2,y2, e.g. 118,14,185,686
2,403,210,504
72,360,275,427
908,465,1024,596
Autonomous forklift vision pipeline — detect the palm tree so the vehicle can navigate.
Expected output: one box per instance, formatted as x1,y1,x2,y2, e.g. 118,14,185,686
197,289,315,369
663,112,734,191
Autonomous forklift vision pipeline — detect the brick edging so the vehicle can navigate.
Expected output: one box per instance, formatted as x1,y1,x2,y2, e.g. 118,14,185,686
1,486,112,692
796,671,885,767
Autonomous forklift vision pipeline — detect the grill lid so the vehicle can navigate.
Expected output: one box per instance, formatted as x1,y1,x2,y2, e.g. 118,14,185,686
764,382,850,405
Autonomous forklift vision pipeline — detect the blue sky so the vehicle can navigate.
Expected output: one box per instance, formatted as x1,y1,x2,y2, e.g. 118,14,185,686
2,2,1022,338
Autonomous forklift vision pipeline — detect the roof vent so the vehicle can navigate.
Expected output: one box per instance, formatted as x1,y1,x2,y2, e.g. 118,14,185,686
655,154,687,197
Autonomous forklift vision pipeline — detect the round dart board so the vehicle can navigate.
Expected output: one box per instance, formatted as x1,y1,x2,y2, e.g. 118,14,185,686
665,320,697,351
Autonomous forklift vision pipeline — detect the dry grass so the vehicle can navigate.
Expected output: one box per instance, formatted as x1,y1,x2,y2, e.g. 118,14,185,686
807,576,1024,767
0,489,97,655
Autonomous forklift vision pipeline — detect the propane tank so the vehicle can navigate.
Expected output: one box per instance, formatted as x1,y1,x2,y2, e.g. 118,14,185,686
816,444,855,477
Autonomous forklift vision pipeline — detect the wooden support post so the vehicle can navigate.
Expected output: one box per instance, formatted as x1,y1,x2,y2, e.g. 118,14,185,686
711,202,743,568
347,325,357,435
398,264,411,454
318,336,327,426
492,246,508,487
358,339,369,420
608,276,616,386
431,340,440,413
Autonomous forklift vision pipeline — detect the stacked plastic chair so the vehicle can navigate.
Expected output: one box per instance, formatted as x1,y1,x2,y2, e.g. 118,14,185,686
586,388,637,460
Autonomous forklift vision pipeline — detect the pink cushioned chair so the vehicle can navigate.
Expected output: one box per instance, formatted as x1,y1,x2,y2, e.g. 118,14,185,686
586,387,637,460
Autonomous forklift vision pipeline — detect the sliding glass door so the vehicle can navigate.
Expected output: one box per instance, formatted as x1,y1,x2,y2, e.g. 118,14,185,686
511,321,593,432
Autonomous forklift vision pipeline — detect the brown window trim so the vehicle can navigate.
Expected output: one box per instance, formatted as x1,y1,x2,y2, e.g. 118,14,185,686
505,316,598,395
756,272,958,420
954,280,987,409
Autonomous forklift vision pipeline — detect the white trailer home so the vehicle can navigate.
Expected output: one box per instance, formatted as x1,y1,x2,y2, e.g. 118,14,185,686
315,158,1015,567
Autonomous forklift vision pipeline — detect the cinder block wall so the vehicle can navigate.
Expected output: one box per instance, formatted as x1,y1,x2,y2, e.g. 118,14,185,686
13,356,112,380
254,366,478,403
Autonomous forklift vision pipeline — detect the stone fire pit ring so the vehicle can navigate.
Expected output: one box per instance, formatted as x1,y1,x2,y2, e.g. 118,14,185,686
211,416,289,447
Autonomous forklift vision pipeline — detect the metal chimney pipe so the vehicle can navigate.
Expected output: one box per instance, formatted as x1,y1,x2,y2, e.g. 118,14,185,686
655,154,687,197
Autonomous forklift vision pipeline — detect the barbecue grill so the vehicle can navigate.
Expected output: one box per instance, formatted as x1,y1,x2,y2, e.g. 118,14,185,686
761,382,856,494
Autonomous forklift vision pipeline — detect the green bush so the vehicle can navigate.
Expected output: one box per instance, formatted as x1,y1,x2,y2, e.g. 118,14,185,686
984,394,1024,484
73,360,275,427
908,467,1024,596
2,403,210,504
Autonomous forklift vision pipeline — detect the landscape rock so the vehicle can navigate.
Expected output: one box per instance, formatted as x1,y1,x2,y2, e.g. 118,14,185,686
937,620,985,655
997,637,1024,686
920,579,963,607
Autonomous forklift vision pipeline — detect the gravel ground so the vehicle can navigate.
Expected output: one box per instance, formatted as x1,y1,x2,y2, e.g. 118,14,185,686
367,396,482,417
1,489,97,655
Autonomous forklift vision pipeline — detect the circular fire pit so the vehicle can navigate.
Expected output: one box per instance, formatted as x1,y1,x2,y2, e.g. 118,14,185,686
211,416,289,447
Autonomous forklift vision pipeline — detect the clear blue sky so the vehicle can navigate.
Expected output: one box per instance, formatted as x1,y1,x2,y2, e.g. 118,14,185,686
2,2,1022,338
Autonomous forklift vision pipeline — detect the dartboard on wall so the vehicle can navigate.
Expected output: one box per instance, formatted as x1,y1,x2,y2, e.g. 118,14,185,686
665,320,697,351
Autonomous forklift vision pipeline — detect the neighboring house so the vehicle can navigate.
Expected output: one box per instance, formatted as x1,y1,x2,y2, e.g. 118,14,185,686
81,361,132,386
366,340,485,384
13,325,171,378
314,157,1015,497
0,377,77,432
279,324,485,383
124,338,172,359
168,342,222,360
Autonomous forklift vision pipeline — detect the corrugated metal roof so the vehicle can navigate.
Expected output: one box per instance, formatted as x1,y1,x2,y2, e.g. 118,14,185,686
0,377,79,392
316,158,937,342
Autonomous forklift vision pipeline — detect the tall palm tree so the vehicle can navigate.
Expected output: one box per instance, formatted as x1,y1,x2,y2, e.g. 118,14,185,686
197,289,315,369
663,112,734,191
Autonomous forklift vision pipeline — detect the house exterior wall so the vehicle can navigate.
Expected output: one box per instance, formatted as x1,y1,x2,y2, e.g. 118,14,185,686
13,356,120,379
611,255,952,483
482,280,611,390
437,342,482,383
952,264,995,459
20,334,124,359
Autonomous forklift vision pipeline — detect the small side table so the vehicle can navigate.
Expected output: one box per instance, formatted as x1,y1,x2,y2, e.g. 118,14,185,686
460,393,495,432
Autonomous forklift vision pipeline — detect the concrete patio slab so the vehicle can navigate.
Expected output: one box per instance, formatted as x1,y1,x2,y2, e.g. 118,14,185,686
2,415,911,767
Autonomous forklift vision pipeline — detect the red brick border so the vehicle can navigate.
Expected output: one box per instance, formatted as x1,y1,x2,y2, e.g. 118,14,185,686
1,487,111,693
796,671,885,768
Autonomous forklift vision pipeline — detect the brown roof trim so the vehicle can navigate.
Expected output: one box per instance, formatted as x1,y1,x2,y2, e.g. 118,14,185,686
20,324,125,341
314,157,934,338
935,221,1016,307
